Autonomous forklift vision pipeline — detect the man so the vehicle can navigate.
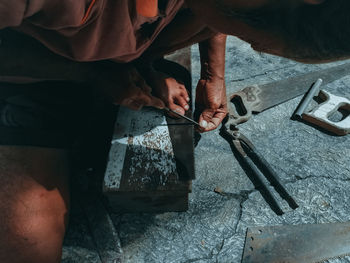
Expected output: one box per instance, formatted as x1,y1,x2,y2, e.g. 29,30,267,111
0,0,349,262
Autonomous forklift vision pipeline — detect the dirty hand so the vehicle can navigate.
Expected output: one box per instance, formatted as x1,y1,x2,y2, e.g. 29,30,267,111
195,76,228,132
146,70,190,117
95,65,165,110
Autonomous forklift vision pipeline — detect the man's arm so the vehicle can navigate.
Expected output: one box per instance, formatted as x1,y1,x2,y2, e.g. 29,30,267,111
196,33,228,132
199,33,226,81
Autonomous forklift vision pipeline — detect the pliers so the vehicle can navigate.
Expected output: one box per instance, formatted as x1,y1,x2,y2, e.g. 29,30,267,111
220,118,299,215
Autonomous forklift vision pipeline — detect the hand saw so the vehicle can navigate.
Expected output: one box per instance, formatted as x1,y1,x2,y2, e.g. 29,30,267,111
227,62,350,127
221,62,350,215
242,222,350,263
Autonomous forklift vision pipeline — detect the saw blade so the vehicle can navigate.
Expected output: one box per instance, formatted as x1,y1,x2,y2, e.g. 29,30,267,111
253,62,350,113
242,222,350,263
315,253,350,263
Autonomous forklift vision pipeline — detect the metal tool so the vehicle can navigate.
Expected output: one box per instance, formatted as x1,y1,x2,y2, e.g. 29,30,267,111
227,62,350,127
242,222,350,263
164,107,199,126
293,78,323,119
222,63,350,214
301,90,350,136
220,121,298,215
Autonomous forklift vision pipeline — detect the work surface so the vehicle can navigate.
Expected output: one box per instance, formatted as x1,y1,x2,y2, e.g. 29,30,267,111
62,36,350,263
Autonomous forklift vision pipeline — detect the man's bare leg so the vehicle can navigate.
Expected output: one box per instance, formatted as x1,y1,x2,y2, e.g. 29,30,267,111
0,146,70,263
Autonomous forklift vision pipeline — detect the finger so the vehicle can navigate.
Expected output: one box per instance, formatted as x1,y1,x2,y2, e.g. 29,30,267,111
198,109,215,132
180,88,190,102
167,101,185,117
174,96,189,111
203,110,227,132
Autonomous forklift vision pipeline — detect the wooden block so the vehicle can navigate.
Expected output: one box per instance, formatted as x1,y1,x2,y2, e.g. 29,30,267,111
103,106,193,212
103,48,194,212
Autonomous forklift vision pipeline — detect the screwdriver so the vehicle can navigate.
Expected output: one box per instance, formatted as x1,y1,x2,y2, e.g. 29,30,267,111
164,107,199,126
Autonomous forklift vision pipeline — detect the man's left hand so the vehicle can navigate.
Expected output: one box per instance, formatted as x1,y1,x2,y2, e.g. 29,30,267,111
195,76,228,132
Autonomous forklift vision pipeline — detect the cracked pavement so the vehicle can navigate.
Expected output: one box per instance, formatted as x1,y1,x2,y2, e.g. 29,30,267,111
62,36,350,263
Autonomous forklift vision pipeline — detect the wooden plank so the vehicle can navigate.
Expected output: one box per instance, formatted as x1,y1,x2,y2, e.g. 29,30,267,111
103,48,193,212
104,107,189,193
103,107,191,212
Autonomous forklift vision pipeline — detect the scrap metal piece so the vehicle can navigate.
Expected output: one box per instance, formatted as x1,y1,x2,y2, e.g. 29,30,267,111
242,222,350,263
302,90,350,136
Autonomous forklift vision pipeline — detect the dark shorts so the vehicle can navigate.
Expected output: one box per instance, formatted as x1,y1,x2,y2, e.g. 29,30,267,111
0,59,191,150
0,80,104,149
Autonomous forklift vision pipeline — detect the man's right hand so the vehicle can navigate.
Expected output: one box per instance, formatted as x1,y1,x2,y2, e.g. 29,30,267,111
94,64,165,110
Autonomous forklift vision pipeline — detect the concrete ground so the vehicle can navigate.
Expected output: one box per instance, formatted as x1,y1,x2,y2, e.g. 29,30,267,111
62,36,350,263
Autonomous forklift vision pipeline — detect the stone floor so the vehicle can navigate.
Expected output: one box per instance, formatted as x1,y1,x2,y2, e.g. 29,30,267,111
62,36,350,263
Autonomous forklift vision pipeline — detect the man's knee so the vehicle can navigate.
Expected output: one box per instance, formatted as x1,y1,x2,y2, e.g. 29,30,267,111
0,146,70,263
0,201,67,263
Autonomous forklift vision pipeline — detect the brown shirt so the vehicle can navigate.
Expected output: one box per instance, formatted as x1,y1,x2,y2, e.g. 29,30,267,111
0,0,184,62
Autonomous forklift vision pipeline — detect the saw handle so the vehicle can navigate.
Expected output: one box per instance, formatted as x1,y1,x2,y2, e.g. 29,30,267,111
302,90,350,136
227,86,261,127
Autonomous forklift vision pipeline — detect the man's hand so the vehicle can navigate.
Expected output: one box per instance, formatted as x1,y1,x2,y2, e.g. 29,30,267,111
145,70,190,116
195,76,227,132
196,33,228,132
94,65,165,110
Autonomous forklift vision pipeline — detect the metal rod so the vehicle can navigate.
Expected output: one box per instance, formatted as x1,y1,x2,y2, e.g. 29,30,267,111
220,127,285,215
164,107,199,126
240,153,284,216
245,144,299,209
240,135,299,210
294,78,323,119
